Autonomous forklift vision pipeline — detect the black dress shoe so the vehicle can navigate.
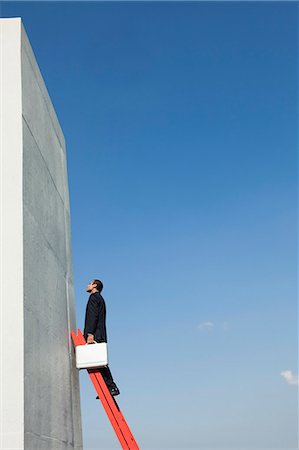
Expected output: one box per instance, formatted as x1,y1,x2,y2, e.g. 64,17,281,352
96,386,120,399
109,386,120,396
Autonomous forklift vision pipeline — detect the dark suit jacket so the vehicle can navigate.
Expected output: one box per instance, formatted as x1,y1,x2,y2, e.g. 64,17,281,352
83,292,107,343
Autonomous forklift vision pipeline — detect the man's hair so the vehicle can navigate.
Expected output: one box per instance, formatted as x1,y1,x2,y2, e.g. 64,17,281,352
93,279,103,293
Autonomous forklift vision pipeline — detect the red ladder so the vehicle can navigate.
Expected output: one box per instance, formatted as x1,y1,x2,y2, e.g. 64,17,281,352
71,329,140,450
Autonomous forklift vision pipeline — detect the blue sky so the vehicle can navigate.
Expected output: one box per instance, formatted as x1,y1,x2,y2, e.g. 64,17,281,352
2,2,298,449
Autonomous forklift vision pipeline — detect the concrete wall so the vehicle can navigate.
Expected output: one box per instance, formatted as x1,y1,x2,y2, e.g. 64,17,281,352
0,18,83,450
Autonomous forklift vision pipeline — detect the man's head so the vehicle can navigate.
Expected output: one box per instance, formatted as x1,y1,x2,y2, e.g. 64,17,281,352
86,279,103,294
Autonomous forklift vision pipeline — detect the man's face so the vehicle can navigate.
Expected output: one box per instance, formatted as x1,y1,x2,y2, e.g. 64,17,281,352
86,280,96,293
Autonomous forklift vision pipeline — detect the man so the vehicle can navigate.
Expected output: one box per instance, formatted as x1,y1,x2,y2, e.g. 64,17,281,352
84,279,120,397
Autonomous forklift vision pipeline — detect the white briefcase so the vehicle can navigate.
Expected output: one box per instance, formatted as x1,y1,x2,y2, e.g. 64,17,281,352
75,341,108,369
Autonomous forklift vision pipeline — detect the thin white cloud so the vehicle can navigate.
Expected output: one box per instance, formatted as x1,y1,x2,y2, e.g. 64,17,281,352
197,320,229,332
280,370,299,386
198,321,214,331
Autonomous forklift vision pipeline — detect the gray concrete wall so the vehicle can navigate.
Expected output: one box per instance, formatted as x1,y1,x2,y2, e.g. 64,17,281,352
21,20,83,450
0,18,83,450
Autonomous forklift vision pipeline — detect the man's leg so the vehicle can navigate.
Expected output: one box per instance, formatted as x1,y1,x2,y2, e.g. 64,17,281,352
97,365,120,396
99,366,115,388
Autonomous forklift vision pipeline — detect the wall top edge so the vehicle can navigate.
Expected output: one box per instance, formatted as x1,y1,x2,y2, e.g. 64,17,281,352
0,17,22,33
0,17,21,22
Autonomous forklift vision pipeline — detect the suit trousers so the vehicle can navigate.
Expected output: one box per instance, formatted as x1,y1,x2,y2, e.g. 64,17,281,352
99,365,116,388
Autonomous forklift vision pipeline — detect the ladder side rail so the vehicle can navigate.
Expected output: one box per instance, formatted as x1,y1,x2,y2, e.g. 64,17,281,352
96,372,139,450
93,372,140,450
71,331,130,448
72,330,130,448
71,329,140,450
88,371,130,450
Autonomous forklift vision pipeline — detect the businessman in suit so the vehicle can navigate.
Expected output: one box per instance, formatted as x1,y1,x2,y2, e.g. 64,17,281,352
84,279,120,397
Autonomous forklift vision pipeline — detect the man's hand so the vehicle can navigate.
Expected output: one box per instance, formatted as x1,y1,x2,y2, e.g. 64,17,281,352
87,334,94,344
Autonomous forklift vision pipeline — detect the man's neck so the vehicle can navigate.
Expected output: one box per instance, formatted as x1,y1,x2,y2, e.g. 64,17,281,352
90,289,99,295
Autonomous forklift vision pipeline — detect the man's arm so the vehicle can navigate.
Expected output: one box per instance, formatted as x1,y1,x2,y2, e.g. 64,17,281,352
85,296,99,343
